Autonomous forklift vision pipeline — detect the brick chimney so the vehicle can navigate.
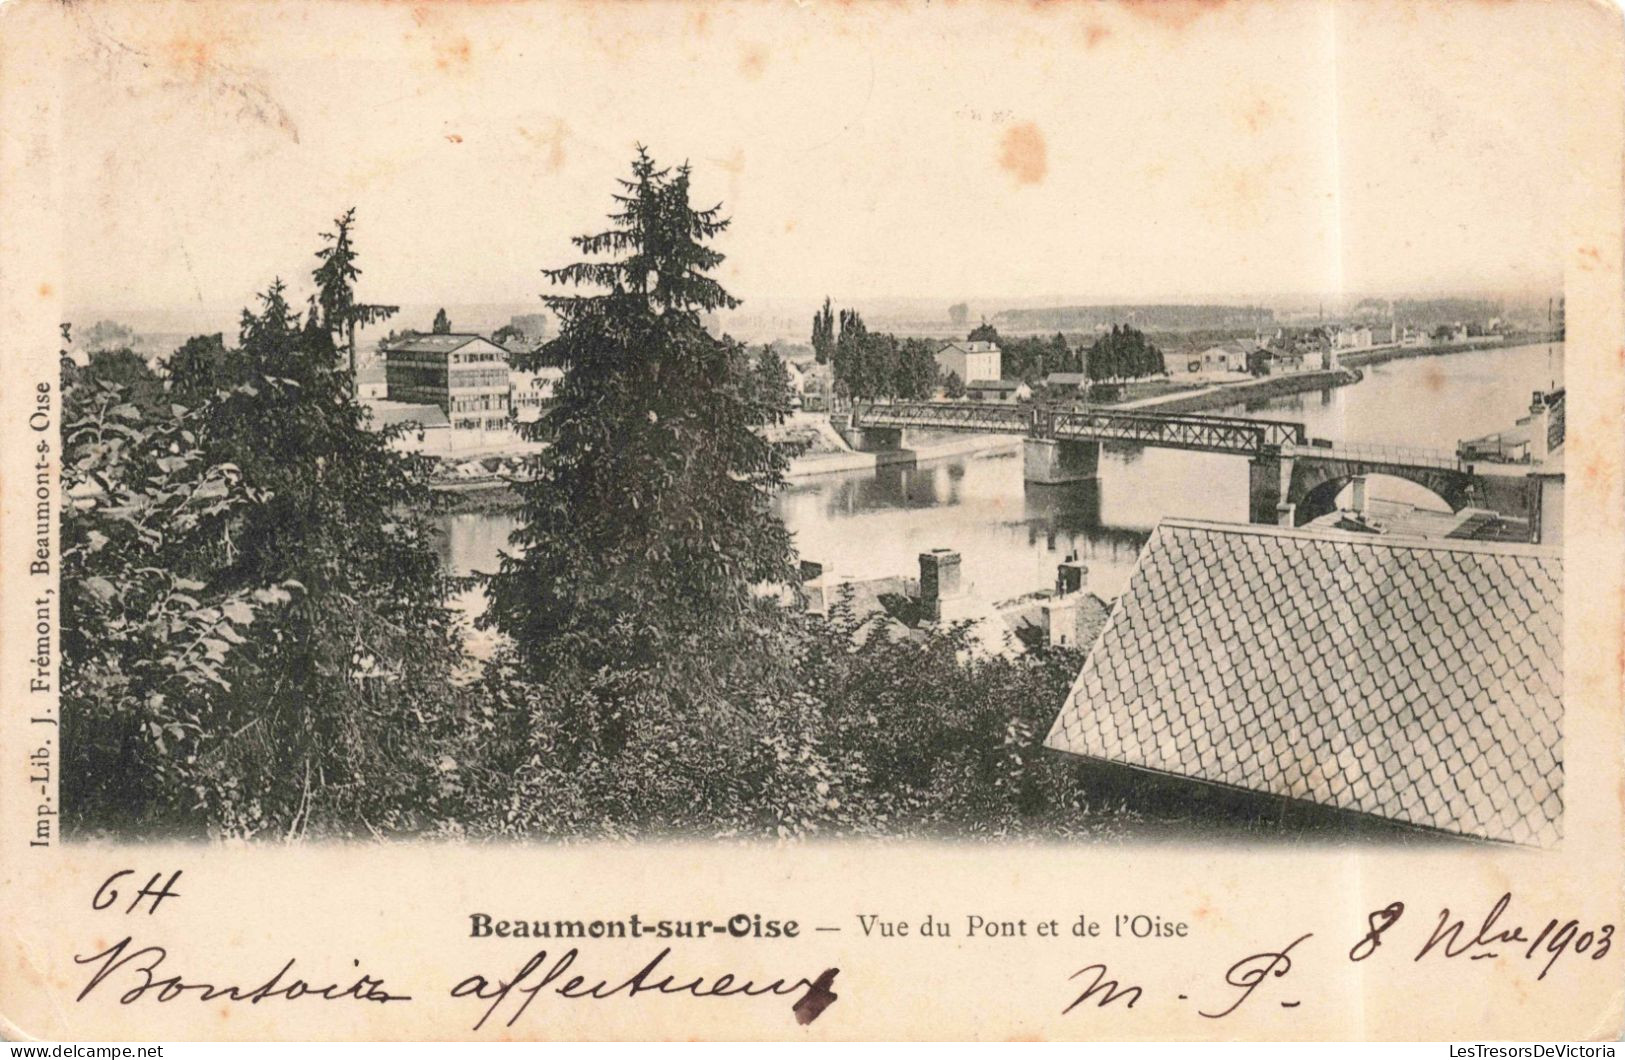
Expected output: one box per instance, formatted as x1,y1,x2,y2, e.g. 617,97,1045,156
919,549,964,621
1527,391,1551,463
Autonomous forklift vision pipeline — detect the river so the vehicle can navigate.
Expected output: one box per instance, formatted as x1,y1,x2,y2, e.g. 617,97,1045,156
435,341,1563,611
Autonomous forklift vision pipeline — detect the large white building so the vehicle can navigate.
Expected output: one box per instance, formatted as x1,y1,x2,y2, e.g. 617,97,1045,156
935,340,1002,385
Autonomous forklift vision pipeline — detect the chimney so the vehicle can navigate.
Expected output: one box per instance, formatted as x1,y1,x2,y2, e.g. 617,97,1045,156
1349,476,1368,516
1055,553,1088,597
919,549,964,620
1527,392,1551,463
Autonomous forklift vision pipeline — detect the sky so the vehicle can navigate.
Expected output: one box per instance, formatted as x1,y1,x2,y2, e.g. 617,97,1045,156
50,0,1583,333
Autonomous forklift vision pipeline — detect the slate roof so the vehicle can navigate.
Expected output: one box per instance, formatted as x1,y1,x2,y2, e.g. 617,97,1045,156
1044,518,1563,846
365,401,449,429
381,333,501,356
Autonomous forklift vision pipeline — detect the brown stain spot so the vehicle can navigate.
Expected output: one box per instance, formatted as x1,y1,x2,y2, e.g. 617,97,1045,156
1578,245,1602,271
1122,0,1234,31
739,44,768,80
1081,21,1111,48
445,133,463,144
37,283,52,298
689,8,712,36
1423,365,1446,393
1238,95,1276,134
160,32,218,82
433,35,473,71
518,121,568,173
998,122,1048,186
784,220,797,234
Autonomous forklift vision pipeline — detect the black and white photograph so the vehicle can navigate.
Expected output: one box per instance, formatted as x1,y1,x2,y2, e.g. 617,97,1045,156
48,1,1568,849
4,0,1622,1044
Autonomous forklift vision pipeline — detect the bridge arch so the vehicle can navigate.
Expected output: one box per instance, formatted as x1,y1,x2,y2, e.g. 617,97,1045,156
1287,459,1478,526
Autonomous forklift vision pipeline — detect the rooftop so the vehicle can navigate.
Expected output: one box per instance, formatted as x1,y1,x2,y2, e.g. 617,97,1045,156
1044,518,1562,846
364,400,449,429
381,333,502,356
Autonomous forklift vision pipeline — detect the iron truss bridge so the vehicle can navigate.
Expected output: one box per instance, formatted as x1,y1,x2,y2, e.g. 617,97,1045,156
852,402,1307,457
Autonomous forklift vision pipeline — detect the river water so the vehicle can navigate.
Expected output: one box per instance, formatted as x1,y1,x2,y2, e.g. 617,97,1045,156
436,341,1563,610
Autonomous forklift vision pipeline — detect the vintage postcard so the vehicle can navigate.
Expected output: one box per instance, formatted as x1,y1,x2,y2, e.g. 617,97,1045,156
1,0,1621,1042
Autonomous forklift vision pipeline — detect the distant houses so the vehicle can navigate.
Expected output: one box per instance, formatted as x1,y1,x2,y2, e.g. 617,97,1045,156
935,339,1002,385
361,316,562,454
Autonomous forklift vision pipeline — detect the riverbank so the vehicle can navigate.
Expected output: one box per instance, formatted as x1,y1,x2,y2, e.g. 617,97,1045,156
1338,335,1533,370
1118,367,1362,415
785,431,1021,479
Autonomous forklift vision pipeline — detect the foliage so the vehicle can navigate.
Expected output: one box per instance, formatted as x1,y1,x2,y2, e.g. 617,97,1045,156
446,606,1118,840
811,296,835,365
998,332,1076,383
61,365,284,833
749,344,796,411
1085,324,1165,381
311,207,398,387
63,219,465,839
484,147,797,680
824,306,942,400
432,307,451,334
75,347,168,412
942,370,967,399
948,302,969,325
78,319,138,354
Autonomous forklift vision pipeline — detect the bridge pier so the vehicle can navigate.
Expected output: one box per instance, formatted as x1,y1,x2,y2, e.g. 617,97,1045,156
1024,438,1100,484
847,425,907,452
1248,454,1295,525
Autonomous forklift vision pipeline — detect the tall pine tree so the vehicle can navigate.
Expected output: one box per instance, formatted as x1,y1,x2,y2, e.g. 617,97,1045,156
311,207,398,395
485,148,796,678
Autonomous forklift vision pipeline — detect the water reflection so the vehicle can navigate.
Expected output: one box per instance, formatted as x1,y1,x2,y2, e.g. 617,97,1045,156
435,342,1563,610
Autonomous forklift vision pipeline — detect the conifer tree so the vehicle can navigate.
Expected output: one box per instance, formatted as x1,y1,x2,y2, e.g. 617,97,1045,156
311,208,398,395
485,148,796,677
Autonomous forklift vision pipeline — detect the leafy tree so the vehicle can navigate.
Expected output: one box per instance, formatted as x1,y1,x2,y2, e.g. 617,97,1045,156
176,274,464,838
749,344,796,411
77,347,166,413
811,296,835,365
943,370,967,399
948,302,969,326
896,337,940,400
432,307,452,334
485,147,797,703
79,319,137,353
968,321,1000,344
312,208,399,394
66,215,465,838
61,357,279,834
165,333,228,402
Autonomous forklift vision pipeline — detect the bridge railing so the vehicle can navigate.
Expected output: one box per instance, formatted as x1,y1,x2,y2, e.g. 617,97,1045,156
1301,442,1463,471
851,401,1031,434
854,400,1309,455
1049,409,1304,455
